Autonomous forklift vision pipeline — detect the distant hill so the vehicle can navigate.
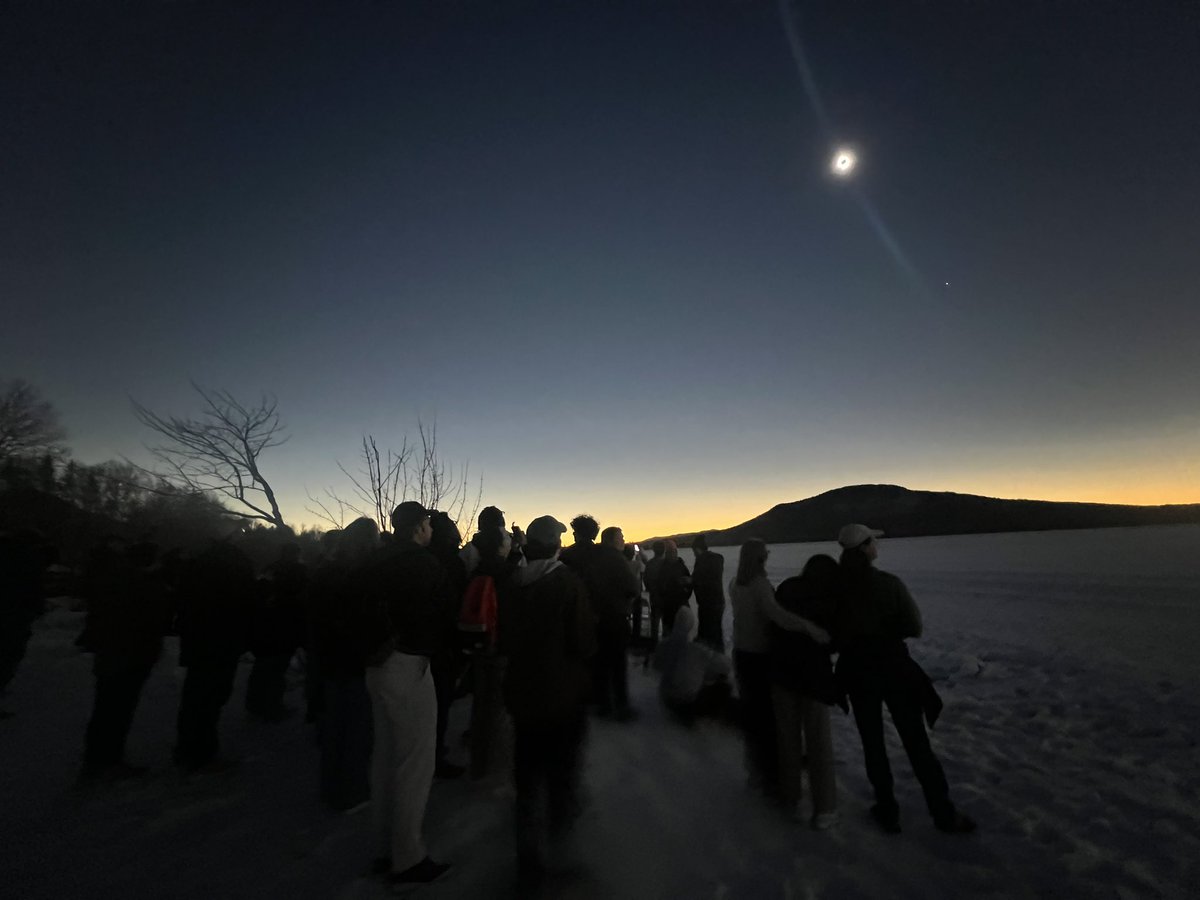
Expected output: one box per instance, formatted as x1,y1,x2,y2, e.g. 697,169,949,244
641,484,1200,547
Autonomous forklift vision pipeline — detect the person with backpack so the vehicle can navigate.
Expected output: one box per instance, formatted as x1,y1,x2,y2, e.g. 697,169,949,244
458,526,517,780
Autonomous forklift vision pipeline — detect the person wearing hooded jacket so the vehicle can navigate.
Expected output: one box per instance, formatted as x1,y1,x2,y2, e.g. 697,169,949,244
500,515,596,891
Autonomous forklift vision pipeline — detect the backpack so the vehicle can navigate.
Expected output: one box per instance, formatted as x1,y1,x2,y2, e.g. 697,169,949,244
458,573,499,649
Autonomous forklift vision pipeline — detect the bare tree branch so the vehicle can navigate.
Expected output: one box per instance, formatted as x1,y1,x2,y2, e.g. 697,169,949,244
320,418,483,538
132,383,289,528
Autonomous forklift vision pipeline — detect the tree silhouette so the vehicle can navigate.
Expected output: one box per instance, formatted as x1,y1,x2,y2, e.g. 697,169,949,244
133,384,288,529
308,419,481,536
0,378,65,462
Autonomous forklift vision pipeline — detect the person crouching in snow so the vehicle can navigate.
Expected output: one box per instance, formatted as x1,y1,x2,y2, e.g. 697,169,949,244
834,524,976,835
653,604,733,724
500,515,596,892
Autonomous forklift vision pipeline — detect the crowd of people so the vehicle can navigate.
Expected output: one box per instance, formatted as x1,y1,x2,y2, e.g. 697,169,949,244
0,505,976,892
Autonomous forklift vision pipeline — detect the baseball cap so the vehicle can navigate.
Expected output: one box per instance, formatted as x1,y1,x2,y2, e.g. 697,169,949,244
391,501,431,532
526,515,567,546
838,523,884,549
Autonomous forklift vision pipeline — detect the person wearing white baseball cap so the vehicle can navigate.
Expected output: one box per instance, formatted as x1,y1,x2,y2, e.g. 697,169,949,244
835,524,977,836
837,523,884,551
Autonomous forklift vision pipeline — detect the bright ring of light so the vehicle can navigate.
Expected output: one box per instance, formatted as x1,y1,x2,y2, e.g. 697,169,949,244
830,147,857,178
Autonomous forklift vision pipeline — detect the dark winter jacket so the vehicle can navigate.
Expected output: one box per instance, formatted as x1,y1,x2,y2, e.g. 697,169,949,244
361,540,453,659
557,541,597,578
691,550,725,609
250,558,309,656
177,544,255,666
643,554,665,605
834,565,940,725
656,558,693,613
307,558,378,678
500,559,596,723
769,575,841,707
81,552,171,668
835,567,922,657
562,543,638,641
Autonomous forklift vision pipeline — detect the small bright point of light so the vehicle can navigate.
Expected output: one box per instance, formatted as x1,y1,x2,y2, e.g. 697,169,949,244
830,147,858,178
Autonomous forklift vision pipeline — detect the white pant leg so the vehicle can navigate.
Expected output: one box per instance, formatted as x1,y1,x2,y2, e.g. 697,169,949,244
366,651,436,872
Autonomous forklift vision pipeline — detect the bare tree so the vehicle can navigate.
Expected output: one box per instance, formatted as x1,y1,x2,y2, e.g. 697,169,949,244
0,378,66,461
132,384,288,529
306,434,411,533
311,419,482,537
403,419,482,536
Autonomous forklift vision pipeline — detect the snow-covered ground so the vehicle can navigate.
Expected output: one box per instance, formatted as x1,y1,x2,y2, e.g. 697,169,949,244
1,525,1197,899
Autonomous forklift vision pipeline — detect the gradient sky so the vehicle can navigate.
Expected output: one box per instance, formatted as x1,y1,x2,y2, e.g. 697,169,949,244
4,1,1199,539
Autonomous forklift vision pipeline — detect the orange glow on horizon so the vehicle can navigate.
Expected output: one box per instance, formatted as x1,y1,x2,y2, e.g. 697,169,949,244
284,475,1200,540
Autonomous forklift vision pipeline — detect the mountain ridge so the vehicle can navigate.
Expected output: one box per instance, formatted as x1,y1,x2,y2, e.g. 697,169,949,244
638,484,1200,547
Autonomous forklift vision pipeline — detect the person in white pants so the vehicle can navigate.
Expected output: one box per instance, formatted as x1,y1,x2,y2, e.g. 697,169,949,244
366,650,437,871
362,500,451,886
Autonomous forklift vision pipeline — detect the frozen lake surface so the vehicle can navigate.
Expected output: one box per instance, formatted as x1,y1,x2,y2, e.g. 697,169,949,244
1,525,1197,898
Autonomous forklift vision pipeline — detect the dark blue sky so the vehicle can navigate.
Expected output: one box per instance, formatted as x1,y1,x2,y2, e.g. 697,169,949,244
4,1,1199,536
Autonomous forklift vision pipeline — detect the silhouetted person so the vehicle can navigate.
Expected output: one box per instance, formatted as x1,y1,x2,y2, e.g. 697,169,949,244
623,543,647,645
80,541,171,778
771,554,843,829
557,513,600,575
308,517,378,811
462,526,517,781
691,533,726,652
304,528,344,723
728,539,829,799
0,529,53,712
642,540,666,646
174,541,255,771
461,505,518,575
501,516,596,892
583,526,640,720
428,509,468,779
835,524,976,835
361,501,451,885
655,540,693,634
246,542,308,720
